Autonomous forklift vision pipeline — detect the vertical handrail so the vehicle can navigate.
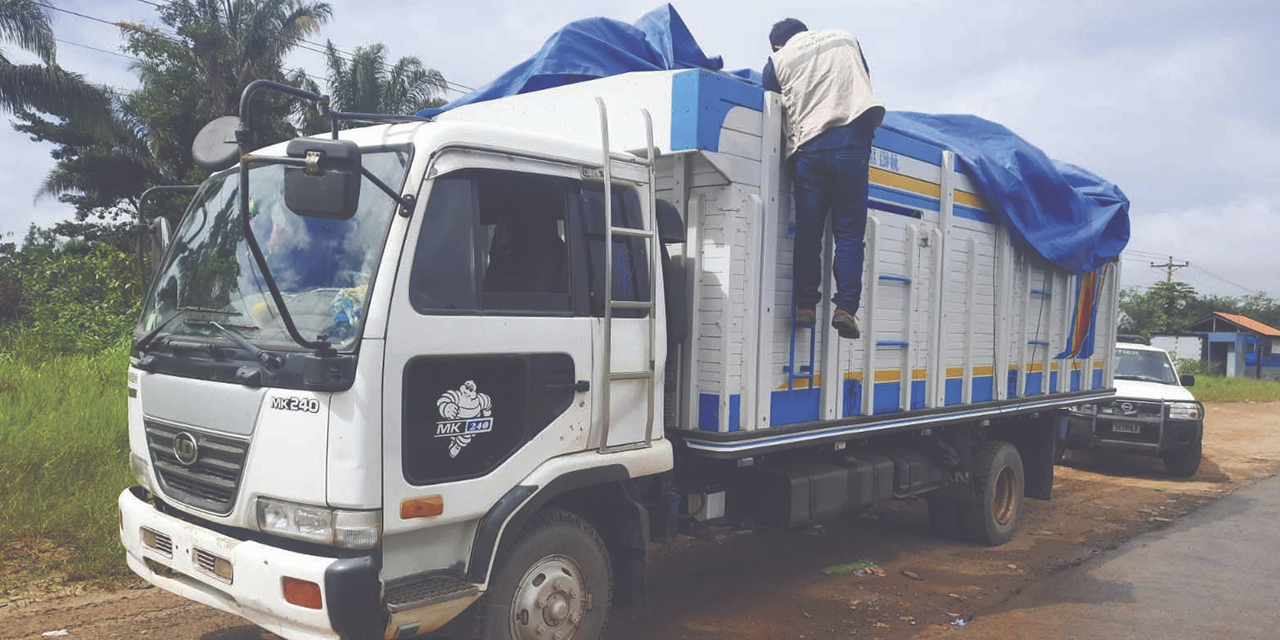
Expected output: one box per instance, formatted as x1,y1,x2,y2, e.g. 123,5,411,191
596,97,614,453
642,108,658,445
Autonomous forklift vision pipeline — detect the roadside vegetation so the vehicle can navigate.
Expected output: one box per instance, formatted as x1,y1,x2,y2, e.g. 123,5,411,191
0,346,132,580
1191,376,1280,404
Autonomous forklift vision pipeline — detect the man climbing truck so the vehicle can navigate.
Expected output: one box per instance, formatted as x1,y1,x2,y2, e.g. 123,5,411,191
117,7,1129,640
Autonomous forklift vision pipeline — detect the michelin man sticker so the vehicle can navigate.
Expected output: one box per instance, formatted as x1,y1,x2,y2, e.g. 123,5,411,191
435,381,493,458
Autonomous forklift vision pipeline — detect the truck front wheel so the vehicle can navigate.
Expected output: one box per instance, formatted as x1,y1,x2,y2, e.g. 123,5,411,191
962,440,1025,546
470,508,612,640
1162,439,1202,477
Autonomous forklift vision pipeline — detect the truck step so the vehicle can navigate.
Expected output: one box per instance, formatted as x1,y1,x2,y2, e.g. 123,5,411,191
385,572,479,613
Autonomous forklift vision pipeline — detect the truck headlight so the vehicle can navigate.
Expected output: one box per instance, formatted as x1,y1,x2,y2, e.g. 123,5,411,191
256,497,382,549
130,453,154,493
1070,404,1096,414
1167,402,1202,421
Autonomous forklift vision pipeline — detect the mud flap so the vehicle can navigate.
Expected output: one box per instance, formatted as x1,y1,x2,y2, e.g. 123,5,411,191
1003,414,1056,500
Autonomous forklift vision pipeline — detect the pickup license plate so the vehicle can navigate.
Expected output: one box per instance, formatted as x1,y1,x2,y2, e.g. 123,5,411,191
1112,423,1142,434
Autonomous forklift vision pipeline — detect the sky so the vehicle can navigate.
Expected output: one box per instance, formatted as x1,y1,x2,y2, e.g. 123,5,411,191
2,0,1278,298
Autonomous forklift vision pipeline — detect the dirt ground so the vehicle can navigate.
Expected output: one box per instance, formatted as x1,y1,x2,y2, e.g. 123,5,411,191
2,402,1279,640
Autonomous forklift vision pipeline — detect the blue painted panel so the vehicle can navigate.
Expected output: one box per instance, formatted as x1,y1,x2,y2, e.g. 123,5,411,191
1092,369,1104,388
1070,370,1082,392
1026,372,1044,396
973,376,994,402
670,69,764,153
944,378,963,406
910,380,927,410
698,392,741,431
843,379,863,417
870,185,939,213
1241,352,1278,366
874,382,902,414
1049,371,1059,392
873,127,944,166
770,388,820,426
1007,370,1019,398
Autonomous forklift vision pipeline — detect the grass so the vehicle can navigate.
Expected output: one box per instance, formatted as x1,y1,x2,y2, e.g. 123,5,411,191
1191,375,1280,404
0,344,133,581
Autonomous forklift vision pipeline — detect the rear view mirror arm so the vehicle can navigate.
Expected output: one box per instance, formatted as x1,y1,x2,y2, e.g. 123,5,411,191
135,184,201,290
359,165,416,216
237,156,334,355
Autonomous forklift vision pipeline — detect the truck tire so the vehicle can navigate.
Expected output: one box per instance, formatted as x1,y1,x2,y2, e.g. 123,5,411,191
961,441,1024,546
1162,440,1202,478
468,508,612,640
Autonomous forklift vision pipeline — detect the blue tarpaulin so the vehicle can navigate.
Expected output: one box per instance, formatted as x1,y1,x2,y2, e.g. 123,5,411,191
420,4,1129,274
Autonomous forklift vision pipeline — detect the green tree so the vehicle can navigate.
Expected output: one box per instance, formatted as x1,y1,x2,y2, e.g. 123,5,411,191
1119,281,1199,337
23,0,333,232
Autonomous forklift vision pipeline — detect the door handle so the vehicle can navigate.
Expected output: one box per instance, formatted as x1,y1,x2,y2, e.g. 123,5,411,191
546,380,590,393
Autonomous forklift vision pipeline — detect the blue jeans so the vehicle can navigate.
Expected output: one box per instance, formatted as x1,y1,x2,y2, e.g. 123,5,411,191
791,141,872,315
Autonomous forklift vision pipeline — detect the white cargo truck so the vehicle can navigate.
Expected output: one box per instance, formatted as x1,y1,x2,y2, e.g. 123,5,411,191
119,69,1121,640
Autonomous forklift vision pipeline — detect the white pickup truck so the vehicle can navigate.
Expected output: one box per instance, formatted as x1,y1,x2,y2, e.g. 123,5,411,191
1062,342,1204,476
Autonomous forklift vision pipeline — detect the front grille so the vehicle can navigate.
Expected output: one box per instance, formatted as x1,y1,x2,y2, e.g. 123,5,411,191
145,420,249,515
1104,399,1164,419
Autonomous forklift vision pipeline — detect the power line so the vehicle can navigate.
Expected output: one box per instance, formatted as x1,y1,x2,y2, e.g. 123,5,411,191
36,1,330,88
123,0,475,95
1188,265,1259,296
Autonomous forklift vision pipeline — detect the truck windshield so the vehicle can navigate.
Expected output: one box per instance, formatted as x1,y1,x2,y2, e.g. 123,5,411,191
1114,348,1179,385
138,149,411,352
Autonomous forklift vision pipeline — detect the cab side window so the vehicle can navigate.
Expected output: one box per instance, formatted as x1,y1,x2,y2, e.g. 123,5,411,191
410,169,572,315
578,185,651,318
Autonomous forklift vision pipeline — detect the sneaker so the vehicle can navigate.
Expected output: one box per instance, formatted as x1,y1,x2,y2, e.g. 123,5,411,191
832,308,860,339
794,307,817,328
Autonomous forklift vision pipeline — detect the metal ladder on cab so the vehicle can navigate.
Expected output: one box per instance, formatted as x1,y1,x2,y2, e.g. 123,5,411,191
595,98,659,453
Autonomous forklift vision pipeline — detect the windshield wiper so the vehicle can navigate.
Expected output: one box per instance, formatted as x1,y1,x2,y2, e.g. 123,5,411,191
134,306,243,354
185,319,283,370
1115,374,1170,384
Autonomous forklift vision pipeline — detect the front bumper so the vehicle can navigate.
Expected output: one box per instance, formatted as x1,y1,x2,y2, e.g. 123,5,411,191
1064,414,1203,454
119,487,374,640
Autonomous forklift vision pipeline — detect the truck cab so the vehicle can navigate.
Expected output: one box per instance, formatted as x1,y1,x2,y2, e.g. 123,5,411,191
1061,342,1204,476
121,93,678,639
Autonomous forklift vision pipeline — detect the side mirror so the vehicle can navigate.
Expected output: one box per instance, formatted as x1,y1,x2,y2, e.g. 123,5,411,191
192,116,243,171
150,217,172,270
656,199,685,243
284,138,362,220
1180,374,1196,387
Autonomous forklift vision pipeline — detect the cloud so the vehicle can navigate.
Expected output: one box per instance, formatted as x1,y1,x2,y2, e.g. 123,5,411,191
1122,196,1280,297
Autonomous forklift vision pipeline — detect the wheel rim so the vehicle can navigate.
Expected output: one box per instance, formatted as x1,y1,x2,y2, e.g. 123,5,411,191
992,466,1017,526
509,554,588,640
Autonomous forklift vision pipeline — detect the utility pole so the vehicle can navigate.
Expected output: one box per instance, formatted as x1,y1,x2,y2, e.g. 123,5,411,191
1150,255,1190,283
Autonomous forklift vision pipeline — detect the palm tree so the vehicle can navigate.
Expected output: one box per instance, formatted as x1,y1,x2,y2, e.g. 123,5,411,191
0,0,109,116
323,42,448,114
290,41,447,131
126,0,333,116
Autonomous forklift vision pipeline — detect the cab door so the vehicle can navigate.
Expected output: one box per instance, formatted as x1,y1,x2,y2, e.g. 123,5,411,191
379,152,597,581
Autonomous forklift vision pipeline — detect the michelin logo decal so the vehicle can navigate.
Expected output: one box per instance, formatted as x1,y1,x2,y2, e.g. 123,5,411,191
436,381,493,458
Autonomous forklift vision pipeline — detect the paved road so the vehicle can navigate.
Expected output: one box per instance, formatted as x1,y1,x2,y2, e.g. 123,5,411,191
942,473,1280,639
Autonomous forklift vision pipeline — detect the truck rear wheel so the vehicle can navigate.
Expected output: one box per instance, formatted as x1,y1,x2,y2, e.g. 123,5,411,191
961,440,1024,546
469,508,612,640
1162,440,1202,477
